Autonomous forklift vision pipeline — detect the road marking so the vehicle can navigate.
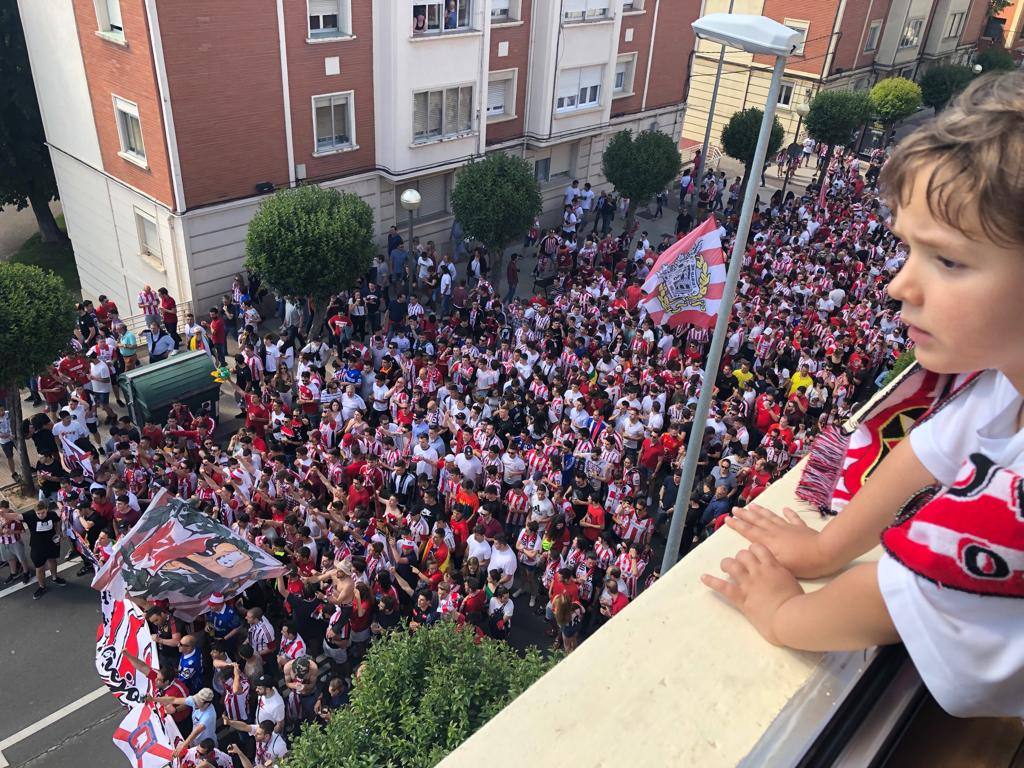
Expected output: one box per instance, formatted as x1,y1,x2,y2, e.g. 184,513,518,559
0,686,110,767
0,560,79,600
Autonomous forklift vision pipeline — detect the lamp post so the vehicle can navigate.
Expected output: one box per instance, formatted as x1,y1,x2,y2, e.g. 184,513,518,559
399,189,421,296
691,0,736,222
780,99,810,199
662,14,801,574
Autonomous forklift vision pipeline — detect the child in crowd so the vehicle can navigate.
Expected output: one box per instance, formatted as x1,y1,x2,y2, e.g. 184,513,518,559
703,72,1024,718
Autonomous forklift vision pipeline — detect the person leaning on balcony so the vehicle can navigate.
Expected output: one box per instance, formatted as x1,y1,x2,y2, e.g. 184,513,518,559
703,72,1024,720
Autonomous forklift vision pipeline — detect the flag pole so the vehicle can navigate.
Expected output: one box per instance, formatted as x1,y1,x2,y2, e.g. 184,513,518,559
661,54,789,574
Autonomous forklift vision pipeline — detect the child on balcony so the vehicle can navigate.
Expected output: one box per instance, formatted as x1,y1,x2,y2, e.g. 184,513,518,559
703,71,1024,718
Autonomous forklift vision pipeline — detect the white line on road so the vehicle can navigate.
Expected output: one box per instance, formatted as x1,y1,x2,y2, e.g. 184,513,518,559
0,560,79,600
0,686,110,767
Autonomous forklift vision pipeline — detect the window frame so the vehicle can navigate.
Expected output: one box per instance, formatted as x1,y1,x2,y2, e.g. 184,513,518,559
863,19,882,52
413,0,473,35
134,209,162,265
486,69,517,121
943,11,966,39
562,0,611,24
93,0,126,42
307,0,352,40
622,0,644,11
555,66,603,113
311,91,356,155
490,0,519,22
112,95,147,167
534,157,551,184
783,18,809,56
613,53,637,98
412,84,475,143
777,81,795,108
395,173,453,223
898,18,923,49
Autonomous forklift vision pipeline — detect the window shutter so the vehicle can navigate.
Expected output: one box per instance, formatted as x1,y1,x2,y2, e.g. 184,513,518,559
314,98,332,148
487,80,507,114
413,92,429,137
418,175,447,218
458,85,473,131
308,0,339,15
556,69,579,100
444,88,460,134
587,0,610,13
563,0,586,14
106,0,123,30
428,90,444,135
332,97,349,143
492,0,510,11
580,65,602,90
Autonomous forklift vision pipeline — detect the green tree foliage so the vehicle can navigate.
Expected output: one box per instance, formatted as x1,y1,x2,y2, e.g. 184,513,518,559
975,47,1016,72
989,1,1012,17
0,0,67,243
882,348,917,386
869,77,923,130
919,64,976,110
244,185,374,300
0,263,76,490
721,107,784,191
450,152,541,287
804,89,873,184
285,622,557,768
601,129,682,229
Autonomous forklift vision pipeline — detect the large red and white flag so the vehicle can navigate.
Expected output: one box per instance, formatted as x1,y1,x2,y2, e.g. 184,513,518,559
112,701,179,768
640,218,727,329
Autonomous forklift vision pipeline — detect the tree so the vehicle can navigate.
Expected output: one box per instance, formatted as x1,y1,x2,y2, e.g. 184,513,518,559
919,64,976,111
804,90,873,183
869,77,923,143
990,0,1012,16
0,263,76,492
975,47,1016,72
244,185,374,300
450,152,541,290
0,0,67,243
720,107,784,195
285,622,557,768
601,129,682,230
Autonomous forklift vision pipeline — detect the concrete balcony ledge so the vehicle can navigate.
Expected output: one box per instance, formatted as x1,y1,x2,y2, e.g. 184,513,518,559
440,463,885,768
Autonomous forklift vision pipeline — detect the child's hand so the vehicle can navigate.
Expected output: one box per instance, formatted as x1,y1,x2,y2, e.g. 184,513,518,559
701,543,804,646
726,504,830,578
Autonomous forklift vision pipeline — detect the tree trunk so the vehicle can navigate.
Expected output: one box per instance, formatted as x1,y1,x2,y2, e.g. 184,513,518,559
625,199,639,237
817,144,834,189
490,243,505,293
7,390,35,495
28,192,66,244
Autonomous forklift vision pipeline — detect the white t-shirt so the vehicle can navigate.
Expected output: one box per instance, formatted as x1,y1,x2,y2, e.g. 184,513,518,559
488,545,518,580
466,535,492,564
412,445,439,480
89,361,113,393
879,369,1024,717
256,689,286,726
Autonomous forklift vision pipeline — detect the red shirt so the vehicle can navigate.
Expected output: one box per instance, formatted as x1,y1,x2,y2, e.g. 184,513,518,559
38,374,65,404
638,438,664,471
209,317,227,345
607,592,629,617
549,574,580,603
57,357,89,386
581,503,605,542
159,295,177,326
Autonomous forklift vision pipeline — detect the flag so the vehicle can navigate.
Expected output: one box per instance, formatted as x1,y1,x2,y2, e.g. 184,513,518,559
818,168,829,210
639,218,726,330
96,593,156,707
112,701,177,768
92,494,286,621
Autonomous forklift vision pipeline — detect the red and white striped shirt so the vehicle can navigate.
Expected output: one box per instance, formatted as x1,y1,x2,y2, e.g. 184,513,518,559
248,617,276,657
278,632,307,662
222,673,251,722
503,489,531,528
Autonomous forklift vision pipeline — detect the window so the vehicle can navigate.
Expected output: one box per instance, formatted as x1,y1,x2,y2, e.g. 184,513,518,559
614,54,636,96
113,96,146,164
778,81,795,107
563,0,610,23
413,85,474,142
549,142,574,178
135,211,160,262
413,0,471,34
487,71,516,119
313,92,354,152
555,66,602,112
863,19,882,52
944,11,966,39
534,157,550,183
308,0,351,38
94,0,124,38
899,65,915,79
899,18,923,49
395,173,452,221
784,19,809,56
491,0,511,21
622,0,643,10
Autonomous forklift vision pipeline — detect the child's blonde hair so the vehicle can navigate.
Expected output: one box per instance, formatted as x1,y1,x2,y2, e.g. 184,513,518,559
880,70,1024,248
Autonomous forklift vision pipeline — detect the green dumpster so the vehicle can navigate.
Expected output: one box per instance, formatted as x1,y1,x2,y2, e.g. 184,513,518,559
118,351,221,427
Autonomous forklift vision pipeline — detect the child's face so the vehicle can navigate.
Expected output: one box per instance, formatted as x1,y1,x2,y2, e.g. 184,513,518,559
888,162,1024,381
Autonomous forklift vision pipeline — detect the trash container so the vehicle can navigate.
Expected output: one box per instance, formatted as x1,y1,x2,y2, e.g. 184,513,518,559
118,351,221,427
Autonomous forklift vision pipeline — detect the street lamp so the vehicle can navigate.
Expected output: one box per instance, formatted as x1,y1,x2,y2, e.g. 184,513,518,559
662,14,802,574
780,98,810,198
399,188,421,295
973,63,983,74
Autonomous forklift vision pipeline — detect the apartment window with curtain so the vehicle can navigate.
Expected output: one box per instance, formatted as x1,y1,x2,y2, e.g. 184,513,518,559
313,92,354,152
413,0,472,34
555,66,603,112
308,0,352,38
562,0,610,23
863,19,882,52
113,96,146,165
944,11,966,39
413,85,474,142
899,18,923,49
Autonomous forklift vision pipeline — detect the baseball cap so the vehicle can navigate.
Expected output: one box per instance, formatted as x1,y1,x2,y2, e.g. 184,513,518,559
256,674,276,689
194,688,215,704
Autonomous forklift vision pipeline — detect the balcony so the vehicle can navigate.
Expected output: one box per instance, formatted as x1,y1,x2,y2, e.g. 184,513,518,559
439,449,1024,766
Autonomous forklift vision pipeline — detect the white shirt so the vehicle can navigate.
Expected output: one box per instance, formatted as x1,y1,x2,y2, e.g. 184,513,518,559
564,185,580,206
256,688,286,725
879,370,1024,717
466,535,492,564
488,544,518,580
89,360,113,393
412,445,439,480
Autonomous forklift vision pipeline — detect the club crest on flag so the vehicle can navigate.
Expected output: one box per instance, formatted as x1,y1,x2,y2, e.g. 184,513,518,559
655,238,711,313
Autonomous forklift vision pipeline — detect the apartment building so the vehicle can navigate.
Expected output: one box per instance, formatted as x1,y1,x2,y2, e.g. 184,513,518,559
681,0,990,154
992,0,1024,51
17,0,694,319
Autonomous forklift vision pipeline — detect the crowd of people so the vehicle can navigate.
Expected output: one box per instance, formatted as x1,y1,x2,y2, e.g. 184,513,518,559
0,142,909,767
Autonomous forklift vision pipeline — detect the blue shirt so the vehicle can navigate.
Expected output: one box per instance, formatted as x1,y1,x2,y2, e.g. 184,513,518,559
185,697,218,746
209,605,241,639
178,649,203,694
390,248,408,274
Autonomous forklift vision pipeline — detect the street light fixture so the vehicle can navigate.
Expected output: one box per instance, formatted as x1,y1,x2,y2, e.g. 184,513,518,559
399,188,421,295
973,63,983,74
780,98,811,198
662,14,802,574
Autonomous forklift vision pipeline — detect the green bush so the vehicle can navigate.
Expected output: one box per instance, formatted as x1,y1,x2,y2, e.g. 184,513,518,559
975,47,1016,72
919,64,976,110
881,348,917,386
284,622,557,768
602,129,682,226
869,77,923,127
244,184,374,299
